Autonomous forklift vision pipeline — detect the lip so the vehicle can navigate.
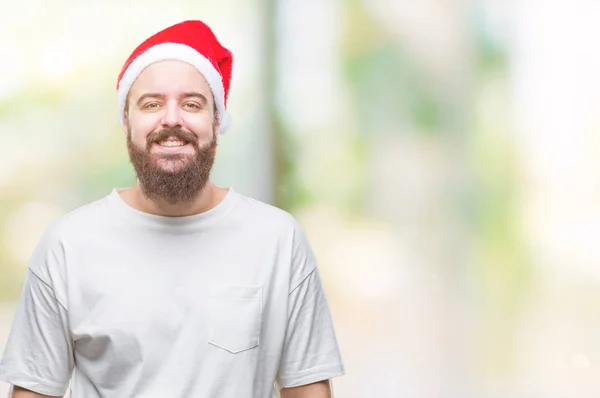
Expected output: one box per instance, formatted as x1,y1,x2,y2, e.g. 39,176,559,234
151,142,194,153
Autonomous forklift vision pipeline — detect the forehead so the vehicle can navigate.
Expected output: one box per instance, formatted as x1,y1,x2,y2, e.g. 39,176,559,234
129,60,212,99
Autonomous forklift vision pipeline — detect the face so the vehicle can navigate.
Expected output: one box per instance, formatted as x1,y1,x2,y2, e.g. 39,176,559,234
124,60,219,204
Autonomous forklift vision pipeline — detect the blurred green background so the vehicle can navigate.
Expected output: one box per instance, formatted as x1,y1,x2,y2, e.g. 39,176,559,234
2,0,600,396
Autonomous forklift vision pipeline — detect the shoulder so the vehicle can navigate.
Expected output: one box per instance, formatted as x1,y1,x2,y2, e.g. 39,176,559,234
232,191,304,235
232,191,315,257
29,194,112,273
42,194,112,241
232,192,317,285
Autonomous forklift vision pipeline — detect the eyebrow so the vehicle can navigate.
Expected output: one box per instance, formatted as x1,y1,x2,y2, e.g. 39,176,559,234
136,92,208,106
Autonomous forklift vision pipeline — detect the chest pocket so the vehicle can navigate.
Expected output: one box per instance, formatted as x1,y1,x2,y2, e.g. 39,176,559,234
208,285,263,354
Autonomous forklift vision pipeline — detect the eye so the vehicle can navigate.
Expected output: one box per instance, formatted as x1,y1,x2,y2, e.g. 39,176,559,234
143,102,161,110
183,102,201,110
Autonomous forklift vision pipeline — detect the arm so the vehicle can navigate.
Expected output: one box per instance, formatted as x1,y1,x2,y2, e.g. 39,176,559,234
12,386,63,398
275,221,344,391
0,228,74,396
280,380,331,398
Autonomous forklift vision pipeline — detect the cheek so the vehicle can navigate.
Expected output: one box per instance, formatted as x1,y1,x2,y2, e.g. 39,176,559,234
129,116,159,142
183,114,215,138
127,127,151,149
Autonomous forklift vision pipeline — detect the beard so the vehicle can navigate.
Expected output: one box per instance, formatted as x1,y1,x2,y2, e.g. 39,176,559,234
126,127,217,205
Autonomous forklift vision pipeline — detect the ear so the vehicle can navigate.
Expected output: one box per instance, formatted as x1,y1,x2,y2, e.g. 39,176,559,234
122,94,133,135
214,119,221,137
213,107,220,137
122,112,130,136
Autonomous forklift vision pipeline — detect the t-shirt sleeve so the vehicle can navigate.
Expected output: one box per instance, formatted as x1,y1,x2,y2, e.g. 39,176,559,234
0,228,74,396
276,221,345,389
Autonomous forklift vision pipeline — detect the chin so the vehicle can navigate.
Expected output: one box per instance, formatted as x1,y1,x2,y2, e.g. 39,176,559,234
155,158,190,172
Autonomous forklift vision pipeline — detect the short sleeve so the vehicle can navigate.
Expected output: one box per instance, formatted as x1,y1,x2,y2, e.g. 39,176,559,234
0,232,74,396
276,222,345,388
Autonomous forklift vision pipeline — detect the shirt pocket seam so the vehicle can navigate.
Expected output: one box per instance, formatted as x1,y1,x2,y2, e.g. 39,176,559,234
207,285,263,354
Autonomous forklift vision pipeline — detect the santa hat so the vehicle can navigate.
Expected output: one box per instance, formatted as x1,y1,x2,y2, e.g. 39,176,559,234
116,20,233,133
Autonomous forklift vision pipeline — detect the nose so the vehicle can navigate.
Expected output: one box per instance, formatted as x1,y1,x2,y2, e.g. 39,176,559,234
161,101,183,128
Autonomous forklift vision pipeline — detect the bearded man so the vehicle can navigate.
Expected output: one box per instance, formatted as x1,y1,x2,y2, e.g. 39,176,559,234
0,20,344,398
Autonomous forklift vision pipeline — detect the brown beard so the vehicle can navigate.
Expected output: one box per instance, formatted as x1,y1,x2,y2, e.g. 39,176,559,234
126,127,217,205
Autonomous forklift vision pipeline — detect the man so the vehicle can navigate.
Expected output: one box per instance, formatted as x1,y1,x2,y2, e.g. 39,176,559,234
0,20,344,397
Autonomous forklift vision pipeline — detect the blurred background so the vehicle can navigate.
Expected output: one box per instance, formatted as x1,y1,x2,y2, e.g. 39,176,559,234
1,0,600,396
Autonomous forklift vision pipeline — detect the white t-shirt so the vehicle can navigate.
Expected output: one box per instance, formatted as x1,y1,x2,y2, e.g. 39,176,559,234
0,188,344,397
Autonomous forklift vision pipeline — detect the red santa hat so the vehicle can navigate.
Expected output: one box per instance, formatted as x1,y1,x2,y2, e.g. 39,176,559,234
116,20,233,133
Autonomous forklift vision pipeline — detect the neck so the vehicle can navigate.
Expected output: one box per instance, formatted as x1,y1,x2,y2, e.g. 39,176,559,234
120,179,228,217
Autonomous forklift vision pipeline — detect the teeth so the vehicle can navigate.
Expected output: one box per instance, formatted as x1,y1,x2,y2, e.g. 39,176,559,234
159,140,185,147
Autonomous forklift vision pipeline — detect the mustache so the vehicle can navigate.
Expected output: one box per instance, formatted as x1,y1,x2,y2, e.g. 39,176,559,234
146,128,198,148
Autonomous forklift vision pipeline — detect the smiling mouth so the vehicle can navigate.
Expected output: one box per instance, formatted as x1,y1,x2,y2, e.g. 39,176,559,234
152,134,195,148
157,139,187,147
